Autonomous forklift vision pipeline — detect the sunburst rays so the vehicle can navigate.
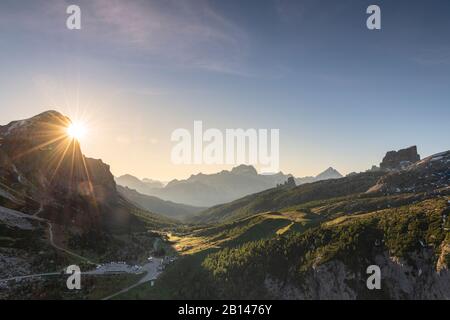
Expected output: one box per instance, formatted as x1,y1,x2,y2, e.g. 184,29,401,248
11,112,97,203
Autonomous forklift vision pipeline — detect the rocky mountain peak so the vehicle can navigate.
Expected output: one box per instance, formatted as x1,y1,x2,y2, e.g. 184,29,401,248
29,110,67,121
380,146,420,171
315,167,343,180
368,149,449,194
0,110,117,231
0,110,70,139
231,164,258,175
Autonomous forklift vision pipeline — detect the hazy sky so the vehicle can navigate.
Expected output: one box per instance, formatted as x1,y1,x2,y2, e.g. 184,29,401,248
1,0,449,180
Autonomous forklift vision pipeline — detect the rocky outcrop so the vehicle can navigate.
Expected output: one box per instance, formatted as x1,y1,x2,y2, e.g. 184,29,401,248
84,157,117,203
265,260,357,299
380,146,420,171
265,250,450,300
367,150,450,194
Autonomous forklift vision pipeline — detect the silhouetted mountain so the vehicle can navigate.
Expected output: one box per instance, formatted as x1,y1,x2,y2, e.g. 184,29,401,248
127,164,343,207
145,165,294,207
117,185,204,221
115,174,164,194
315,167,343,180
143,178,166,187
0,111,171,235
295,167,342,185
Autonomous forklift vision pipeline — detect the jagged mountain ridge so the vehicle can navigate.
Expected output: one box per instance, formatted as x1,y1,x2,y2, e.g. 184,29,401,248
117,165,343,207
115,174,164,195
295,167,343,185
117,164,293,207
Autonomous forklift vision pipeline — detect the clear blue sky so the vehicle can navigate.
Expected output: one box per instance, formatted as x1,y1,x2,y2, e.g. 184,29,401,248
0,0,449,180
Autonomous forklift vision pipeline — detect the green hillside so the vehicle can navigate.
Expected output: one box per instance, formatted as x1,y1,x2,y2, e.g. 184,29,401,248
194,172,384,224
167,210,319,255
200,197,450,299
118,195,449,300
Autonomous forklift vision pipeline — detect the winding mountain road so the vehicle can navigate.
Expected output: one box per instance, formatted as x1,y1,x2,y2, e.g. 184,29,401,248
0,204,163,298
0,204,95,272
46,221,95,265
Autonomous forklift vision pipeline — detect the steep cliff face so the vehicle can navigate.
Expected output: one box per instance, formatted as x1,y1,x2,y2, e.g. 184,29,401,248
0,111,117,231
265,250,450,299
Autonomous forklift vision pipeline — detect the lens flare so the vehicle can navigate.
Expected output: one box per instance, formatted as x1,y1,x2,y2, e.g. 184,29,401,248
67,122,87,141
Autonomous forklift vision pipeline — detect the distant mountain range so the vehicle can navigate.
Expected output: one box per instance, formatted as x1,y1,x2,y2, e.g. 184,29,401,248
294,167,343,185
115,174,165,194
117,185,204,221
116,165,343,207
193,171,383,224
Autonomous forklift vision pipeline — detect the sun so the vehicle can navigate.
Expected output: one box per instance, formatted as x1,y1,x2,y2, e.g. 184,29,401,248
67,122,87,141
